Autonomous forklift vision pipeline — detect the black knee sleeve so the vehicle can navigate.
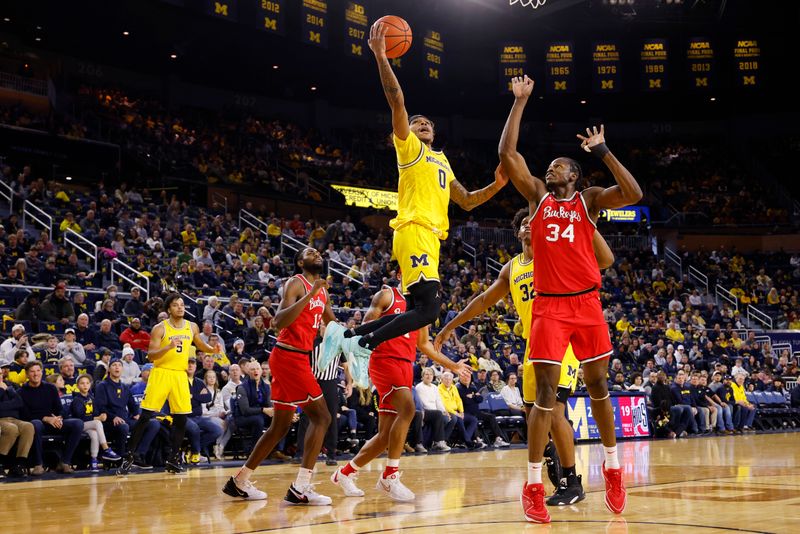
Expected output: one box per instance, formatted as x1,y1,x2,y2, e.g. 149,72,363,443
409,281,441,324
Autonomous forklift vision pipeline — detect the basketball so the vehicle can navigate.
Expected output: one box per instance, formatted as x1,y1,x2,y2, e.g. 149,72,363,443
376,15,412,59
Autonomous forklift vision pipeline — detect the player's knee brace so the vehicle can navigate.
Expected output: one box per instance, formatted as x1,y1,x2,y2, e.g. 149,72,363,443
410,281,441,324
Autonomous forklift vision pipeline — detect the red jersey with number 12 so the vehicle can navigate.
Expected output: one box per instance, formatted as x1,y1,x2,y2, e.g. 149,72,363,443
530,191,601,294
371,286,418,362
276,274,326,352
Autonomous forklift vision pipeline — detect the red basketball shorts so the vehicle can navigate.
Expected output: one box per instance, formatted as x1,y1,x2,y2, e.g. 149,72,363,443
529,291,612,365
269,346,323,410
369,357,413,414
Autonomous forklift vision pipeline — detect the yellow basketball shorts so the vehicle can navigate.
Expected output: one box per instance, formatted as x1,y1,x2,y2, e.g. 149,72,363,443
392,224,441,293
140,367,192,415
522,340,579,405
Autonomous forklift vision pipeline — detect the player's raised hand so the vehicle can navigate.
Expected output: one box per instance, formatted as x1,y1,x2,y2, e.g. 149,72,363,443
511,75,534,100
311,278,329,297
494,163,509,188
577,124,606,152
368,21,388,59
451,360,473,381
433,328,451,353
169,338,179,349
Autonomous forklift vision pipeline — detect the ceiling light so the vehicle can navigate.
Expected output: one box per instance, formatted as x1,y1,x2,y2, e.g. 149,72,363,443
170,53,177,59
123,31,130,36
65,176,72,181
580,100,587,104
310,86,317,91
272,65,279,69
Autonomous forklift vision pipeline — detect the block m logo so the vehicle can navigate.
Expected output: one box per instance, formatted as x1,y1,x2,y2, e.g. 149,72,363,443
309,31,321,44
554,81,567,91
264,17,277,31
743,75,756,86
391,58,402,68
428,68,439,79
695,77,708,87
410,254,430,268
351,44,362,56
648,79,662,89
214,2,228,16
601,79,614,90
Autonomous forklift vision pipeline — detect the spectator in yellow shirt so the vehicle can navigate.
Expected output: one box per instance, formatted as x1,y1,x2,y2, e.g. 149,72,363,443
59,212,81,234
616,316,634,335
730,374,756,431
665,321,685,343
181,224,198,246
438,372,480,448
496,316,511,336
767,288,780,305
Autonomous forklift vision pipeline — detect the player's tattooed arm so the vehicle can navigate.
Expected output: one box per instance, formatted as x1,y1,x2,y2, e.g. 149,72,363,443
369,21,410,140
449,164,508,211
499,75,548,210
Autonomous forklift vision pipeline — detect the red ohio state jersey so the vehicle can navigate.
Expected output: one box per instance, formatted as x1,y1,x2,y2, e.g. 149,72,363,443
530,192,601,294
276,274,326,352
371,286,419,362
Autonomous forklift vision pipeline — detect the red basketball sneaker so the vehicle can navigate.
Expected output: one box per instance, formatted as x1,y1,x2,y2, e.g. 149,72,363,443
521,482,551,523
602,462,626,514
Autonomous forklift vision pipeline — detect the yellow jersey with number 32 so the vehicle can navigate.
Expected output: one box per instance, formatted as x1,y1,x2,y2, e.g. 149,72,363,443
390,132,455,239
509,253,534,340
156,319,194,371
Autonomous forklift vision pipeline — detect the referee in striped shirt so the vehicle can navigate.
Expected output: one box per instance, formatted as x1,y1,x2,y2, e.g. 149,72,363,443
296,334,352,466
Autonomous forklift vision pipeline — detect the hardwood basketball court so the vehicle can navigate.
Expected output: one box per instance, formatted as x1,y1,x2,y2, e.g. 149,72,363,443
3,433,797,533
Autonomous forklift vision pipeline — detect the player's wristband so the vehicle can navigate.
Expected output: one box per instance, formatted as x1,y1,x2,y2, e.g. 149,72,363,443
589,142,610,158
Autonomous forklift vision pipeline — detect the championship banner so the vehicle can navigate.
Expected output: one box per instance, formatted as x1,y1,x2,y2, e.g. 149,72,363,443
424,30,444,81
344,1,368,59
640,38,668,91
302,0,328,48
687,37,714,90
733,38,760,88
207,0,237,22
568,394,650,441
331,184,398,211
592,41,621,93
499,43,528,95
545,41,575,94
256,0,284,34
600,206,650,223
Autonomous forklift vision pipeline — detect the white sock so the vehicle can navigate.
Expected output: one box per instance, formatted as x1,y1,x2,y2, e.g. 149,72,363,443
295,467,313,489
387,458,400,468
604,446,620,469
527,462,543,485
236,466,253,483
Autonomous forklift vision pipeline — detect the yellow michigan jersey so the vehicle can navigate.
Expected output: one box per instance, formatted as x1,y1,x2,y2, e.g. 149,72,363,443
508,253,580,404
390,131,455,291
140,319,194,414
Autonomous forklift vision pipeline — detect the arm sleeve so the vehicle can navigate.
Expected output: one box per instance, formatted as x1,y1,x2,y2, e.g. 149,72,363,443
392,132,424,167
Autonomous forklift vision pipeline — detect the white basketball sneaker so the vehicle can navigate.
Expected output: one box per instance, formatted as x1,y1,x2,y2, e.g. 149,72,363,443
376,472,415,502
222,476,267,501
284,483,333,506
331,467,365,497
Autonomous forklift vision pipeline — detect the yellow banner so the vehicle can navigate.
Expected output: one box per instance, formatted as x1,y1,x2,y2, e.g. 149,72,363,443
331,184,398,210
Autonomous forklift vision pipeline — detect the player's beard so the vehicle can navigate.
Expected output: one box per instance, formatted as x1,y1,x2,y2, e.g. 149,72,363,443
304,261,324,275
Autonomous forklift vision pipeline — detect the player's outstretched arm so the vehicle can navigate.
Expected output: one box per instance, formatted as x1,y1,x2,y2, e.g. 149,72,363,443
578,125,643,212
273,277,327,331
592,230,615,269
418,326,472,380
498,75,548,210
449,164,508,212
433,262,512,352
368,22,410,141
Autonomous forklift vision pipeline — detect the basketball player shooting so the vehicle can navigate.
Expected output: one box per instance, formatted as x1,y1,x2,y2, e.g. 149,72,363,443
499,75,643,523
322,20,508,366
